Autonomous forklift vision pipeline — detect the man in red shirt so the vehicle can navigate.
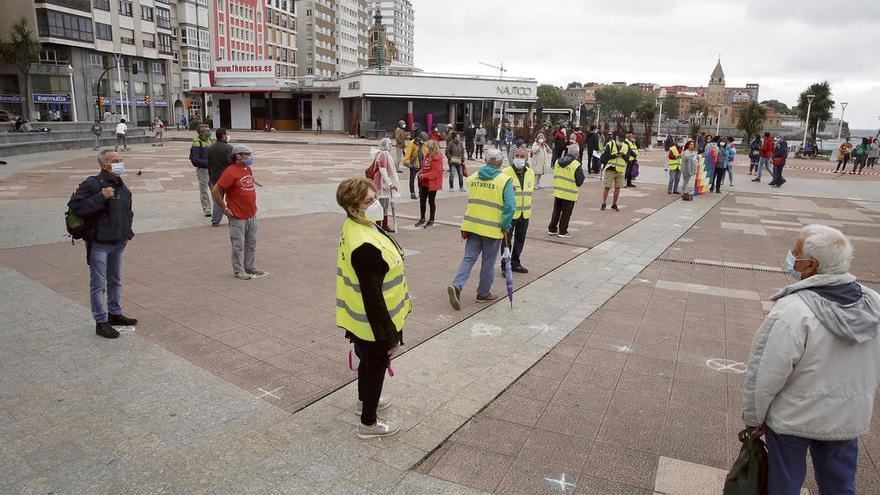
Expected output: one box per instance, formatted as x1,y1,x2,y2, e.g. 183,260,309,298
212,144,267,280
753,132,775,182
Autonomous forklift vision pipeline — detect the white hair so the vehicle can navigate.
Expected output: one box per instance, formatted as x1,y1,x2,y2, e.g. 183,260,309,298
378,137,391,151
97,148,114,166
800,224,852,275
484,148,505,164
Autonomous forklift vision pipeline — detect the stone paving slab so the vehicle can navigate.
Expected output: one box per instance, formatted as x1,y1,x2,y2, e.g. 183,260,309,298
422,193,880,494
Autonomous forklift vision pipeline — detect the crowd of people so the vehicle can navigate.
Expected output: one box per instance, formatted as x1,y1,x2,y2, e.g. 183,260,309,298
836,136,879,175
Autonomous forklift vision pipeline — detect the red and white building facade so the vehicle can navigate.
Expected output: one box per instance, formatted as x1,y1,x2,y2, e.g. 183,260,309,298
214,0,265,62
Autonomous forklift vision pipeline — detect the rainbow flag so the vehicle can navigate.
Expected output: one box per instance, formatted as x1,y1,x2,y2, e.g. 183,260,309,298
693,155,711,196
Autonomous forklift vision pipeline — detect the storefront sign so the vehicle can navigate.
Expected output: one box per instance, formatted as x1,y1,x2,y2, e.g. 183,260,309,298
496,86,532,97
32,93,71,104
0,94,22,103
213,60,275,79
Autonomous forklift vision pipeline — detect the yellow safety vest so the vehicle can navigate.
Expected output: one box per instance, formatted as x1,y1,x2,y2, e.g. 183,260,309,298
553,159,582,202
626,139,639,159
605,141,629,174
336,218,411,341
668,146,682,170
502,166,535,220
461,172,511,239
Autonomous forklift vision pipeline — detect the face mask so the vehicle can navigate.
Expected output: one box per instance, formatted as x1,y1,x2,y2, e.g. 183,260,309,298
111,162,125,176
243,156,254,166
363,199,384,221
538,139,545,144
513,158,526,168
785,251,803,280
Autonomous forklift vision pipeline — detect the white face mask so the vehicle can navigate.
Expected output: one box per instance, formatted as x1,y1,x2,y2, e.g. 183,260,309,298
513,158,526,168
363,199,384,221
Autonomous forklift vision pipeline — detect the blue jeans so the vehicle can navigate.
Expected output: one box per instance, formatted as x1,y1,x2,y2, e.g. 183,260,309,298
89,242,125,323
452,233,502,298
755,156,773,179
210,182,225,225
766,429,857,495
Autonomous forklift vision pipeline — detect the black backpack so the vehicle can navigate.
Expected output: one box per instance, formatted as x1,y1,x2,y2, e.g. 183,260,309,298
65,177,102,240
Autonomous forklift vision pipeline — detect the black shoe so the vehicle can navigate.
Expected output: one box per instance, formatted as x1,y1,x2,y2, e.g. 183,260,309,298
96,322,120,339
109,314,138,326
410,193,417,200
600,203,606,211
415,219,425,227
672,190,679,194
611,204,619,211
512,265,529,274
751,178,760,182
424,221,434,229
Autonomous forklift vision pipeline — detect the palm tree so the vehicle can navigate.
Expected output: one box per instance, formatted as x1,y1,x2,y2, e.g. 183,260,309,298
634,101,657,147
737,101,767,144
690,100,708,126
795,82,834,142
0,17,41,119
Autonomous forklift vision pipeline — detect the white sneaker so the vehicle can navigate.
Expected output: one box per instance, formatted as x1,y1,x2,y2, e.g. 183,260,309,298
356,397,392,415
558,232,573,238
356,419,400,439
247,270,269,278
234,272,254,280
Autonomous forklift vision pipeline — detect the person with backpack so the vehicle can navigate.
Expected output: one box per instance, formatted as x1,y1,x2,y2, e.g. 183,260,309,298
67,149,136,339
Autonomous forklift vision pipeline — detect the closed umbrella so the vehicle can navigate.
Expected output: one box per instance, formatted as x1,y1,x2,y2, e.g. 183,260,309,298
500,233,514,309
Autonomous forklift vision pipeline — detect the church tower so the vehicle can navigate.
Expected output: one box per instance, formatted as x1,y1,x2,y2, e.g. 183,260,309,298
707,59,726,107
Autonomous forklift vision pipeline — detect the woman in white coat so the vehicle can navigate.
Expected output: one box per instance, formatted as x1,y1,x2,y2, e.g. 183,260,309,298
371,138,400,232
530,132,552,189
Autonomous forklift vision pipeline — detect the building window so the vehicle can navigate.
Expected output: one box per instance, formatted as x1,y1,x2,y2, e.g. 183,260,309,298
118,0,133,16
39,47,70,65
134,60,145,73
173,51,179,64
218,0,224,11
141,5,154,21
95,22,112,40
156,8,172,29
152,83,166,97
158,33,172,54
93,0,110,11
36,9,94,43
220,47,226,59
120,28,135,44
151,62,165,75
143,34,155,48
89,53,105,68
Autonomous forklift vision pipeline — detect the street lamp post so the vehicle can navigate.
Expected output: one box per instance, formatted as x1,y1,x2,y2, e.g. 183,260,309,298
835,102,848,149
656,98,663,145
67,65,78,122
596,104,601,130
802,94,815,148
715,106,721,135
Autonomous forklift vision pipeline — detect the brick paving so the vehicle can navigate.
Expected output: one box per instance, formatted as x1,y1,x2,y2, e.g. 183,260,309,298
419,192,880,494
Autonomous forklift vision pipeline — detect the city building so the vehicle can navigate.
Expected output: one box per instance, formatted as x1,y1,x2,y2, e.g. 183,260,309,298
295,0,368,78
0,0,177,125
367,8,397,70
264,0,298,81
369,0,414,67
178,0,214,121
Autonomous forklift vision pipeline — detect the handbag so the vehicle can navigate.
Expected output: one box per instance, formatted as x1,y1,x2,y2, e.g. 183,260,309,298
723,428,768,495
771,157,782,166
365,158,379,179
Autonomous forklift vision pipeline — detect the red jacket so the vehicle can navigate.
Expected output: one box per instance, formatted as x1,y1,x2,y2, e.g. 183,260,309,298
760,137,774,158
429,131,445,142
418,153,444,191
575,132,584,145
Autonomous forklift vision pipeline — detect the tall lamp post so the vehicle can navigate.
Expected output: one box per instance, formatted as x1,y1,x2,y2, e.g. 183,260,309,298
67,65,78,122
596,104,601,130
656,98,663,145
802,94,815,148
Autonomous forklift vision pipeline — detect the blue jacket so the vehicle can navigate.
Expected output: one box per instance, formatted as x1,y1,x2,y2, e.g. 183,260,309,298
477,165,516,231
189,134,213,168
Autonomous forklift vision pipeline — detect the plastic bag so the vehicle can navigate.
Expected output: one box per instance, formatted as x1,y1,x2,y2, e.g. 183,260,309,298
723,428,768,495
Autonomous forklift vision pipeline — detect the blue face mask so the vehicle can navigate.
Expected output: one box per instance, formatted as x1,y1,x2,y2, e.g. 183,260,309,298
242,156,254,166
785,250,804,280
111,162,125,176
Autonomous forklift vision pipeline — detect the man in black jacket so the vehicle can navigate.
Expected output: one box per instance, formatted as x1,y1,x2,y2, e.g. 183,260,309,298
190,124,213,217
68,149,136,339
207,128,233,226
586,125,600,174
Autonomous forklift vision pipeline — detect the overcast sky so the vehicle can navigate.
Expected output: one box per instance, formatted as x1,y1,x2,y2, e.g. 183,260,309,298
411,0,879,129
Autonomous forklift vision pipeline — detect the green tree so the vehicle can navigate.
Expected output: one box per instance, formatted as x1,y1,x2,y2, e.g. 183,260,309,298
736,101,767,143
537,84,569,109
566,81,583,89
635,101,657,146
689,100,708,124
794,82,834,142
663,94,680,120
0,17,41,118
596,86,651,131
761,99,791,114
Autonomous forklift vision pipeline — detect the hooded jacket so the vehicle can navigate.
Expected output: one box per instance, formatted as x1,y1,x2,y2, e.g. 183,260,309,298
742,272,880,440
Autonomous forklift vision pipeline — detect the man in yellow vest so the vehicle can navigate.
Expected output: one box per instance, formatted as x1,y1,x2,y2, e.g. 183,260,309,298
601,133,629,211
448,149,516,309
667,137,684,194
624,131,639,188
502,147,535,273
548,143,585,238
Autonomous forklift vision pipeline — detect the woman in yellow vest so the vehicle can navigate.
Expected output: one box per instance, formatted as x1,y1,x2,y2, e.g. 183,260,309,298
548,144,585,238
667,138,684,194
335,178,411,439
501,147,535,272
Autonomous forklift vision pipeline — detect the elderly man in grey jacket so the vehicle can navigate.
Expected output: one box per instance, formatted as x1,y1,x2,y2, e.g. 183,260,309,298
743,224,880,495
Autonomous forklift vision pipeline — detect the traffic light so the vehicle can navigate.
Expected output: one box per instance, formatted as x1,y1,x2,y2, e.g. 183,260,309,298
144,95,151,106
97,96,104,107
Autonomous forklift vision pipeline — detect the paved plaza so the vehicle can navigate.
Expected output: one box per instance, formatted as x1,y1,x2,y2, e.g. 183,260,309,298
1,134,880,494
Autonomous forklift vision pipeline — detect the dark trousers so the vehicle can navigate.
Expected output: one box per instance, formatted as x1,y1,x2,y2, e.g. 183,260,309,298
466,141,475,159
577,144,584,164
408,167,417,195
835,154,850,172
509,216,529,267
854,155,867,173
418,185,436,221
625,161,635,182
772,164,785,185
587,147,599,173
766,428,857,495
475,145,484,159
749,158,759,174
712,167,725,192
449,165,464,189
548,198,575,235
353,341,388,426
551,148,563,167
